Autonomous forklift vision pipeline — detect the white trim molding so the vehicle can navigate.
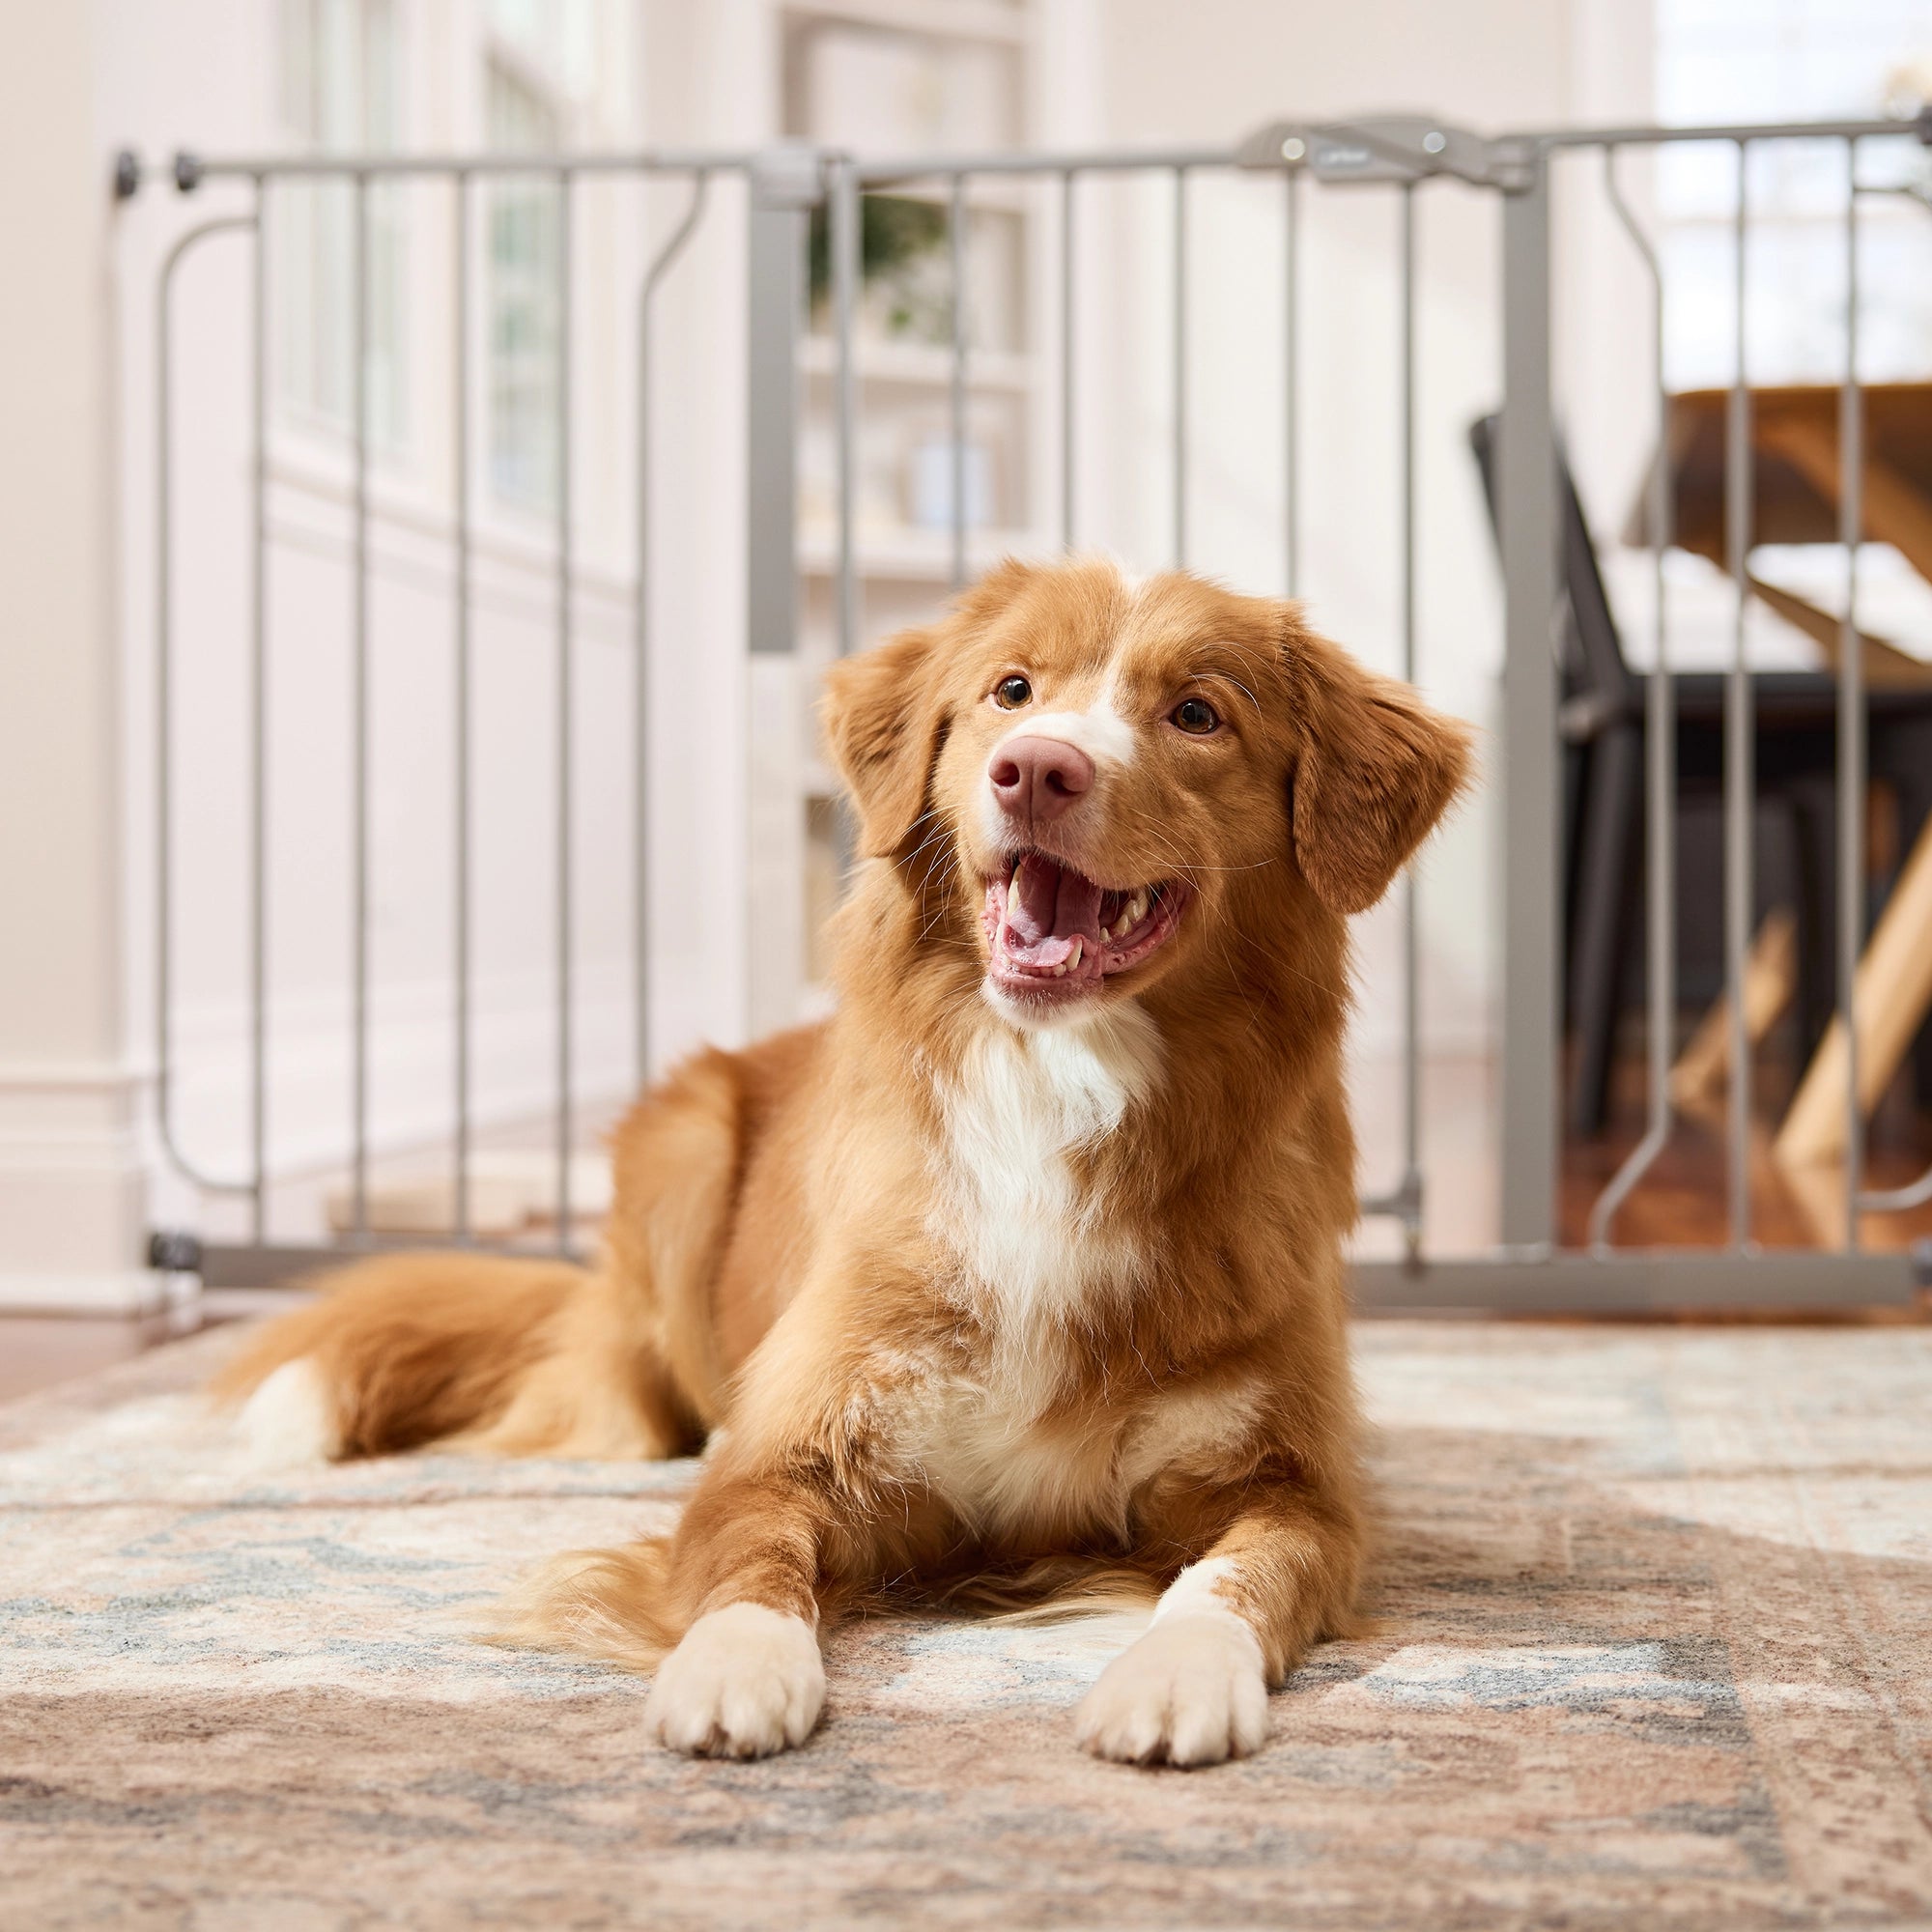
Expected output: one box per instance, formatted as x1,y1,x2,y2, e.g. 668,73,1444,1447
0,1059,155,1314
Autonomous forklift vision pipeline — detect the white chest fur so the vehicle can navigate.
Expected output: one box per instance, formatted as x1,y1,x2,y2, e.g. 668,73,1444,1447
933,1001,1163,1324
909,1003,1177,1537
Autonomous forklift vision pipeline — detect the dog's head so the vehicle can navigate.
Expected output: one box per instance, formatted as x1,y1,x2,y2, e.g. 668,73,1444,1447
822,557,1470,1025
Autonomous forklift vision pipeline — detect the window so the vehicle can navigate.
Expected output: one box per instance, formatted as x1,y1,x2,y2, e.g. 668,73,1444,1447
277,0,409,449
485,57,563,511
1656,0,1932,387
483,0,594,512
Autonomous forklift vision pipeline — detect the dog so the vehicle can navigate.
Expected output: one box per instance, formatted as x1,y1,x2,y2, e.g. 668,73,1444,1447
213,556,1470,1767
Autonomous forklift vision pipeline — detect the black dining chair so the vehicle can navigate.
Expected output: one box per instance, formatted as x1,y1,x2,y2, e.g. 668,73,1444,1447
1469,413,1932,1136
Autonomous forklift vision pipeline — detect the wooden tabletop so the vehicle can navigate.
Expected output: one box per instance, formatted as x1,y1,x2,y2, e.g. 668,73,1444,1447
1622,382,1932,688
1625,381,1932,561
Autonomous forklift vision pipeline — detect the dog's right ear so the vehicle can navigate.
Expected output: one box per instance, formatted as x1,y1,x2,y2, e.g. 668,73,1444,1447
819,623,950,860
821,560,1040,860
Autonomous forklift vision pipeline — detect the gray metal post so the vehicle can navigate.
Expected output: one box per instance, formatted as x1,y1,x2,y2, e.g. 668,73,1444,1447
1284,168,1298,598
351,172,371,1242
1496,148,1560,1251
1397,182,1421,1259
1723,142,1753,1249
155,213,257,1205
554,171,575,1250
453,173,472,1242
1061,169,1076,552
1836,141,1863,1244
1173,166,1188,568
1588,146,1676,1252
950,173,969,591
830,159,859,657
248,176,270,1243
747,147,816,658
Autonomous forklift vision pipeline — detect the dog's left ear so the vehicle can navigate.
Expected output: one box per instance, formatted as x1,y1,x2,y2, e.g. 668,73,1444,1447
820,622,950,860
1286,625,1472,917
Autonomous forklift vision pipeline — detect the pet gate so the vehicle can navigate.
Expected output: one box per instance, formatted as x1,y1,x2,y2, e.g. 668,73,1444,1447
120,109,1932,1311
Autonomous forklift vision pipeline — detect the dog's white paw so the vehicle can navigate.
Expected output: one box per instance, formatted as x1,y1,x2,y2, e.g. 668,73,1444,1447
645,1604,825,1759
1074,1613,1269,1768
237,1357,341,1467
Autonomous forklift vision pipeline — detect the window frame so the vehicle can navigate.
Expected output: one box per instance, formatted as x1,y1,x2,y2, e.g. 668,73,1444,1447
273,0,415,463
481,35,571,520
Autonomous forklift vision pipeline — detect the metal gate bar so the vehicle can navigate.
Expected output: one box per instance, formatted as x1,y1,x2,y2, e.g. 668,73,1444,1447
1586,148,1675,1252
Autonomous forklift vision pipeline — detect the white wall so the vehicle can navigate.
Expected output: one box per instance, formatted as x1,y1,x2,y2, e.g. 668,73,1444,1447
0,2,155,1310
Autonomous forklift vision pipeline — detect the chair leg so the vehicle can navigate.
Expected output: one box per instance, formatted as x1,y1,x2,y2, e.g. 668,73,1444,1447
1788,778,1839,1065
1867,721,1932,1113
1569,722,1643,1137
1891,767,1932,1115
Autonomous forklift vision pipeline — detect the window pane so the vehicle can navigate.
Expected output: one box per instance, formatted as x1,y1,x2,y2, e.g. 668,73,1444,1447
1657,0,1932,384
276,0,410,448
486,59,563,512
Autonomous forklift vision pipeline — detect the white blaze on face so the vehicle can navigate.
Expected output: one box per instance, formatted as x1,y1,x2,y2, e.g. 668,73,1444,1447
1006,672,1138,771
980,662,1139,849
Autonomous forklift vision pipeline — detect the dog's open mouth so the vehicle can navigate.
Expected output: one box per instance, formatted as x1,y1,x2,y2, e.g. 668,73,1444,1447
981,852,1189,1002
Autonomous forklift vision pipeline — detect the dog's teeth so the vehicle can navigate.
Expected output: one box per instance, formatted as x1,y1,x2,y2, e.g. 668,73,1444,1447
1125,891,1148,926
1008,876,1021,917
1052,963,1066,977
1067,937,1083,969
1112,912,1132,938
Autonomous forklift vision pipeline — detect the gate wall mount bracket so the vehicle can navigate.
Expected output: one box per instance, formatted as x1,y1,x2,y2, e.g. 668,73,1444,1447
1236,115,1537,192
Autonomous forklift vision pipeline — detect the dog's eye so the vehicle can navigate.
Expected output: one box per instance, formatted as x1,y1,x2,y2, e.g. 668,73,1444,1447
1171,697,1219,735
994,675,1033,710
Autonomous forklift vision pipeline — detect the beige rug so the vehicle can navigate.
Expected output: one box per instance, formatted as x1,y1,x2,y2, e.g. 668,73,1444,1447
1,1321,1928,1929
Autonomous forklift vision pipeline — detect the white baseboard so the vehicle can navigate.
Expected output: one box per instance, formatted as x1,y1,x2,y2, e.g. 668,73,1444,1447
0,1061,152,1288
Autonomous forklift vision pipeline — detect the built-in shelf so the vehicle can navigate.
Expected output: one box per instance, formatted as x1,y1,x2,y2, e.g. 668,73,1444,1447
799,523,1049,582
798,336,1034,392
864,177,1040,216
781,0,1032,49
756,0,1044,1041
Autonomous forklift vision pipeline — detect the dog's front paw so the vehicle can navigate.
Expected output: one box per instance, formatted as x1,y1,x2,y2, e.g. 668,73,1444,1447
645,1603,825,1758
1074,1613,1269,1768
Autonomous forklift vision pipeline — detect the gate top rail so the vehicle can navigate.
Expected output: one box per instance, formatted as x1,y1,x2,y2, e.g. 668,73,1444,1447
128,101,1932,1303
114,107,1932,211
117,147,763,196
1526,110,1932,149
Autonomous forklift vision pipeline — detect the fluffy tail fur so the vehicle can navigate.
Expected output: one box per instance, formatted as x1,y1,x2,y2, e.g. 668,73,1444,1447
210,1252,699,1463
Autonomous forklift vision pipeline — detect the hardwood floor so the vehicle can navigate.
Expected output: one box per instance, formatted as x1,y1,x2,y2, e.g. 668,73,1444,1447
0,1316,180,1403
1559,1043,1932,1254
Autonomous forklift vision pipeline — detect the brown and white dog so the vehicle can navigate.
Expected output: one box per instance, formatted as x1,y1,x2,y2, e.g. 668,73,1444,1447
213,557,1469,1767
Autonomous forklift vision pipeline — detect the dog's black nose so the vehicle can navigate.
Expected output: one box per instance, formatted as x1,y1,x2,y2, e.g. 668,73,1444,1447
989,736,1095,824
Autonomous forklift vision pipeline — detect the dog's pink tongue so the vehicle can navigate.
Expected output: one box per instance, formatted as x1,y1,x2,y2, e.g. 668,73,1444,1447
1003,855,1104,967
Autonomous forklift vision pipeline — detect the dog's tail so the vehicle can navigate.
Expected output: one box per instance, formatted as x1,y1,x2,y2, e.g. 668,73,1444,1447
209,1251,696,1464
916,1552,1166,1625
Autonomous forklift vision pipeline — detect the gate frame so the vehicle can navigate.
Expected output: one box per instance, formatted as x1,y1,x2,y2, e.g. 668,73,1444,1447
120,111,1932,1312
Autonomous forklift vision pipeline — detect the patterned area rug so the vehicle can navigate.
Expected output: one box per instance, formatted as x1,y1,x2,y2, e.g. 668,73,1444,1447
1,1321,1928,1929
